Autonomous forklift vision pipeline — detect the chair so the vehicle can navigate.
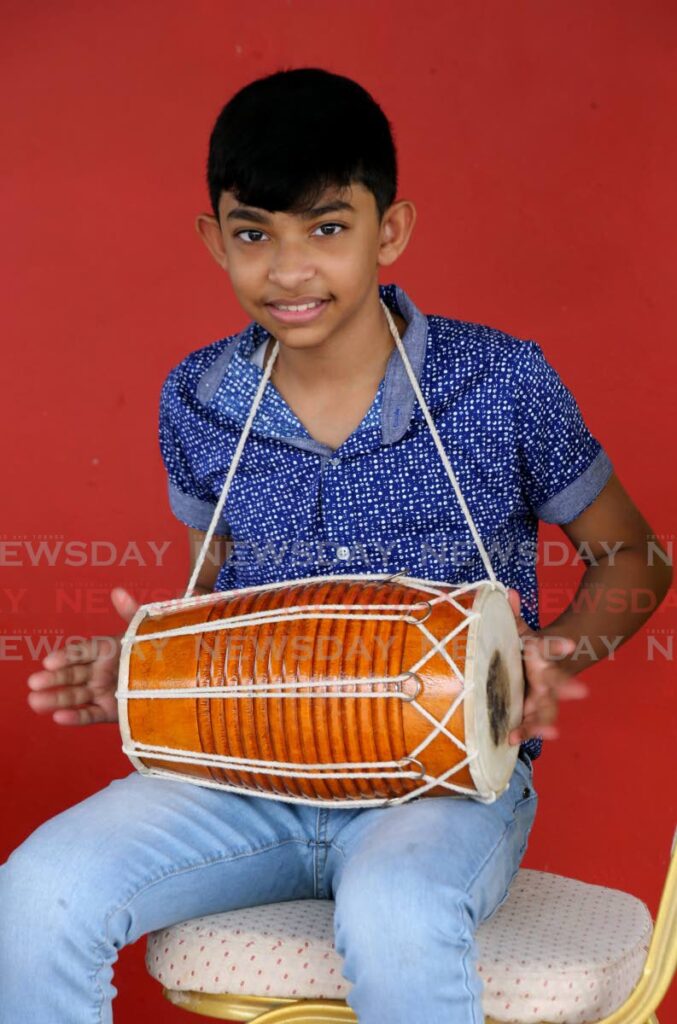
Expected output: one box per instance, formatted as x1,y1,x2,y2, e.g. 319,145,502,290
145,829,676,1023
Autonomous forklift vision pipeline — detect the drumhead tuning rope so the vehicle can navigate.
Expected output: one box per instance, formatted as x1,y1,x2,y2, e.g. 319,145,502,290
118,572,516,806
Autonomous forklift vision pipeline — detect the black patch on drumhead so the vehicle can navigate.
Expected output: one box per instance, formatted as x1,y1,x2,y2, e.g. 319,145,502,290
486,650,510,747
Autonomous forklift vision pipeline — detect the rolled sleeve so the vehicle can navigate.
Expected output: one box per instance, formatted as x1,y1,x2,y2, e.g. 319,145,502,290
512,340,613,524
166,480,229,532
535,447,613,523
158,369,230,534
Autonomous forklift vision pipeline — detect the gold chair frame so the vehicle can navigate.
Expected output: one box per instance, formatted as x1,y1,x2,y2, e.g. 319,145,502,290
159,830,676,1024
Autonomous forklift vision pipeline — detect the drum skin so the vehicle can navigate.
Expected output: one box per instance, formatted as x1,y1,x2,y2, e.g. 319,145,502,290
120,577,514,802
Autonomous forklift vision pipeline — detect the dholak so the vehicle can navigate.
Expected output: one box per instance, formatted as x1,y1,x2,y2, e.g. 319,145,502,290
116,573,524,807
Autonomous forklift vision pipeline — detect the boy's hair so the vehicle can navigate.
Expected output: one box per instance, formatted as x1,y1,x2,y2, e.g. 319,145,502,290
206,67,398,223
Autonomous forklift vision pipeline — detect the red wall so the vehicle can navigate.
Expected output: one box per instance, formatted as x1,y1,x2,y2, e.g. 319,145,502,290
3,2,676,1020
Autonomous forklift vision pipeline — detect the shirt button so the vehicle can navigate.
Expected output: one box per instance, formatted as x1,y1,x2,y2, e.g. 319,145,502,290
336,545,351,560
330,458,340,467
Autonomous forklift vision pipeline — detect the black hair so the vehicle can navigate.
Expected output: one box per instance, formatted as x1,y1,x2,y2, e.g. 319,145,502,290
206,67,398,223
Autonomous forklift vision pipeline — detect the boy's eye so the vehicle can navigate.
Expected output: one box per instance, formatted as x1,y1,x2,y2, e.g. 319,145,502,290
234,223,345,244
234,228,266,241
314,223,344,237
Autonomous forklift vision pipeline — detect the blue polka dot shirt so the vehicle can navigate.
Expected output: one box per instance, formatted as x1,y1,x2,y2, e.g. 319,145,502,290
158,282,613,764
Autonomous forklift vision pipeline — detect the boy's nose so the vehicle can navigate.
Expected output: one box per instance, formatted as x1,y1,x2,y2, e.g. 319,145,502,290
268,246,318,279
268,272,318,290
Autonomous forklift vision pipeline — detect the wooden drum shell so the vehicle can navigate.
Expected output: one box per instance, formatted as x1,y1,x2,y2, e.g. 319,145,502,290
117,575,523,805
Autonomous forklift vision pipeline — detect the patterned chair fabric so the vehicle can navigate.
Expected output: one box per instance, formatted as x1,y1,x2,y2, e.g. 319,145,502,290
146,868,653,1024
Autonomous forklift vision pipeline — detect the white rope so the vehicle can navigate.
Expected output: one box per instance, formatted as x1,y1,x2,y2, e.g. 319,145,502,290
407,690,472,755
152,572,499,617
125,603,431,648
406,614,479,682
183,332,279,598
123,746,419,775
379,300,497,584
120,684,413,700
120,743,485,806
126,763,486,807
184,297,497,596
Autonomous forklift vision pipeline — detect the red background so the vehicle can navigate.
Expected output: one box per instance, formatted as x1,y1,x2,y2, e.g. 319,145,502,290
2,2,676,1020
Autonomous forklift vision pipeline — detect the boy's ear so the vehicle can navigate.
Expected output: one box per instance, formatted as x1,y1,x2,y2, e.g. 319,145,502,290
195,213,228,270
377,198,416,268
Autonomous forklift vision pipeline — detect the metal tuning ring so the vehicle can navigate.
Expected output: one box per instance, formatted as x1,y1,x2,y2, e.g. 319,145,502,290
406,599,433,624
399,756,426,780
400,671,423,702
383,566,410,583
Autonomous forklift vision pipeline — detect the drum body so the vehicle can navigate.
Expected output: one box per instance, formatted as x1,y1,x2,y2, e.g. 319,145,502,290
116,574,524,806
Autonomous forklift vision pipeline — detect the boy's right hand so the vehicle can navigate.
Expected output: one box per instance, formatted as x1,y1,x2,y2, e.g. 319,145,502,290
26,588,140,726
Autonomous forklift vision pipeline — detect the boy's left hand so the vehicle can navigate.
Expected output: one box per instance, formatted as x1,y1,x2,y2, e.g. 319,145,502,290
506,588,589,744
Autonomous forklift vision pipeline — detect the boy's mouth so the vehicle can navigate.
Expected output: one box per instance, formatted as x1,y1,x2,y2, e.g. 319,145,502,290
265,298,330,324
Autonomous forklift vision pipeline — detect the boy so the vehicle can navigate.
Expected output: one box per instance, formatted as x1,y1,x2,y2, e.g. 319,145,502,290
4,67,671,1023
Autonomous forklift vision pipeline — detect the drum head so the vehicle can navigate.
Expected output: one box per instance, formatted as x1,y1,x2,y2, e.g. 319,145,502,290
463,586,524,798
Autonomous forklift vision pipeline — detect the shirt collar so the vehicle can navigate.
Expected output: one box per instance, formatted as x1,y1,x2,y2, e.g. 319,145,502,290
197,282,429,450
378,282,428,445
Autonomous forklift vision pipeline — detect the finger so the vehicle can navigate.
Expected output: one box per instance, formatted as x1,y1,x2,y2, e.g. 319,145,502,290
506,588,521,619
86,635,122,667
524,675,588,703
521,638,576,669
52,705,112,726
506,588,534,638
27,664,92,691
27,669,57,692
509,723,559,745
520,688,585,736
27,683,93,714
511,709,561,741
111,587,140,625
524,675,559,699
523,698,559,728
41,638,99,671
540,635,577,660
557,679,589,699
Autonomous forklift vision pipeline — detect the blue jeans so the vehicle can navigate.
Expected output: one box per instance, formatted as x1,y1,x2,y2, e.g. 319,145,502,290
0,752,537,1024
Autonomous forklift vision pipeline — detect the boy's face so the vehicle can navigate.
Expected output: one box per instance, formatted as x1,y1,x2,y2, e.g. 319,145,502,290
195,182,415,348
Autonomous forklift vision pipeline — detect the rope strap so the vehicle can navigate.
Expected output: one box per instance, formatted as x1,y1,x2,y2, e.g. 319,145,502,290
184,298,497,597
